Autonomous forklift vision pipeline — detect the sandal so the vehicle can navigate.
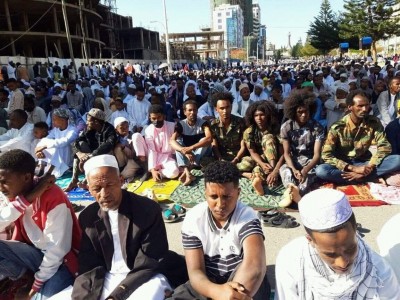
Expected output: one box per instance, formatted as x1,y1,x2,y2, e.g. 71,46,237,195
162,209,182,223
262,214,299,228
170,204,186,217
258,210,296,221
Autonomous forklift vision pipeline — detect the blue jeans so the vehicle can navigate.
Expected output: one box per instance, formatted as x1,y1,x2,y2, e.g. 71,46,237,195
0,240,73,300
175,141,211,167
316,155,400,185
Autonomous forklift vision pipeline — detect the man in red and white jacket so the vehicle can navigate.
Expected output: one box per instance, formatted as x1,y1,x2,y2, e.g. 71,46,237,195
0,149,81,299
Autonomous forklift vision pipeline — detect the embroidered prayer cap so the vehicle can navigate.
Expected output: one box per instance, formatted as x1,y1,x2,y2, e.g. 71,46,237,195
239,83,249,91
114,116,129,128
88,108,106,121
299,189,353,231
84,154,119,176
336,85,349,93
51,95,62,102
53,108,71,120
340,73,348,78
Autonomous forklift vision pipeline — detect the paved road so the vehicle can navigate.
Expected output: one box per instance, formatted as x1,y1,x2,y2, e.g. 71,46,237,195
165,204,400,289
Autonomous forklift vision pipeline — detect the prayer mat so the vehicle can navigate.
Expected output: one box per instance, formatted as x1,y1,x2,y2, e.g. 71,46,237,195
322,183,387,207
169,170,284,209
55,172,95,202
127,178,181,202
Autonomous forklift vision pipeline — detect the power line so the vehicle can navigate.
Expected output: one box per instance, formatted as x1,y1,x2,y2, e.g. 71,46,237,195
0,0,58,52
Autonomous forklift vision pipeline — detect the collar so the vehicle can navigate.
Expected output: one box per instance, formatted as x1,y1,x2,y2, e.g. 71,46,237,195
346,114,363,131
207,206,235,232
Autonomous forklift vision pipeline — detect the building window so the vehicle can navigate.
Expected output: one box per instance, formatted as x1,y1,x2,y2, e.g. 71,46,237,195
226,12,230,16
218,13,221,17
218,25,222,30
218,19,222,23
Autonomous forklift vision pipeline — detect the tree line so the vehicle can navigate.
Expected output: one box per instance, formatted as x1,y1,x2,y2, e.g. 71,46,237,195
292,0,400,59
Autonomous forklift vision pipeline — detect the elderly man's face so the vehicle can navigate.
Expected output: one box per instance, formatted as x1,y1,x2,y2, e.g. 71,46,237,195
88,167,123,212
240,87,251,100
307,222,358,274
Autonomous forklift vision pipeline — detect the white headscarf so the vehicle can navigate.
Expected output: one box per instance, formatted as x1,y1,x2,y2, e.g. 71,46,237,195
250,83,268,101
298,236,381,300
183,80,202,101
230,79,241,102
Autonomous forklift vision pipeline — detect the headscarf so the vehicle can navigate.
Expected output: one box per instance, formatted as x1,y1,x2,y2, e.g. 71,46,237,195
250,83,268,101
207,83,226,105
230,79,241,102
298,236,381,300
183,80,202,101
249,72,263,86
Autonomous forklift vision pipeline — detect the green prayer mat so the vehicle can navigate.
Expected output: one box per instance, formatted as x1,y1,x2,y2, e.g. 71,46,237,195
170,170,285,209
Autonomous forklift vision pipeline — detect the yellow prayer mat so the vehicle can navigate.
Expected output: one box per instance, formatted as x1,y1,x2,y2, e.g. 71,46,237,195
127,178,181,202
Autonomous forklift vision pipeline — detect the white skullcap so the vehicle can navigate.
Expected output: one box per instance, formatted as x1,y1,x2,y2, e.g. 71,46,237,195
315,70,323,76
113,116,128,128
54,83,62,88
128,84,136,89
84,154,119,176
299,189,353,231
239,83,249,91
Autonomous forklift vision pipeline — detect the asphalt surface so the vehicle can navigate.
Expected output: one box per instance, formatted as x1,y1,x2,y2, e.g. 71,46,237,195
164,204,400,289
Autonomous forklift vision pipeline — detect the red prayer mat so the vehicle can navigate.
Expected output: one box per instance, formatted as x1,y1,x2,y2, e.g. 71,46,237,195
321,183,387,207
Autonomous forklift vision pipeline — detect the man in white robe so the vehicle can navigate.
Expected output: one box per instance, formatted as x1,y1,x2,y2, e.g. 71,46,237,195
35,108,78,178
0,109,33,154
275,188,400,300
126,86,151,134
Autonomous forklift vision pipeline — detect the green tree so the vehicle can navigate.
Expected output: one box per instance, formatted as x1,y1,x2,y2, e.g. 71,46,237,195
308,0,340,54
340,0,400,60
291,42,303,57
301,42,320,57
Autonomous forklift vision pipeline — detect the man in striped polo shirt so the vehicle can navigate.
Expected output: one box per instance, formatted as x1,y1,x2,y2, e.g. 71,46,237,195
169,161,270,300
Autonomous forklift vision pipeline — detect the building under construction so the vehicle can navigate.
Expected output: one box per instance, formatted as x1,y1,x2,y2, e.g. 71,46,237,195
167,28,225,61
0,0,160,60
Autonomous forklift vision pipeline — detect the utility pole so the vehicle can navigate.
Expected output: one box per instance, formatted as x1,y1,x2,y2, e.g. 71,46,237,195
61,0,76,73
162,0,171,70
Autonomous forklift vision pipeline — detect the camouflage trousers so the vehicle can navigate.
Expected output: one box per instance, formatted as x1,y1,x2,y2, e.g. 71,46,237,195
279,155,318,195
237,134,279,180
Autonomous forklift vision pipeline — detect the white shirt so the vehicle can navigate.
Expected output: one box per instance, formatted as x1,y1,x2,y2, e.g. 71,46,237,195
127,98,151,128
0,122,34,153
377,213,400,283
275,237,400,300
26,106,47,124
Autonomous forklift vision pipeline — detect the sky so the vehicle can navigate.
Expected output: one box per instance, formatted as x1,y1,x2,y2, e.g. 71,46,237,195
116,0,345,48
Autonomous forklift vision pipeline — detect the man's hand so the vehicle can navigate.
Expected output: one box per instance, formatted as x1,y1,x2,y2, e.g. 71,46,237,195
180,146,194,155
261,162,273,174
35,151,45,159
266,170,279,187
300,168,309,183
349,165,374,176
28,289,36,299
35,146,47,153
25,174,55,203
215,282,251,300
342,171,365,181
185,153,195,164
151,169,163,182
293,169,303,181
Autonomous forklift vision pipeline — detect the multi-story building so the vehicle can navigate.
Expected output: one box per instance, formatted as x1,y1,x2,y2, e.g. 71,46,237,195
213,4,244,59
0,0,160,60
210,0,253,36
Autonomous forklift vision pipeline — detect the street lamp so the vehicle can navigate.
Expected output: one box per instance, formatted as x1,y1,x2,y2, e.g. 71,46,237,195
151,0,171,70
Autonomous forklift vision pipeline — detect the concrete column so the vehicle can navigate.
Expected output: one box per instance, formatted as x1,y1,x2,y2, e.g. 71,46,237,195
53,7,59,33
140,28,144,48
91,22,95,39
23,11,29,30
148,31,152,50
4,0,16,55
